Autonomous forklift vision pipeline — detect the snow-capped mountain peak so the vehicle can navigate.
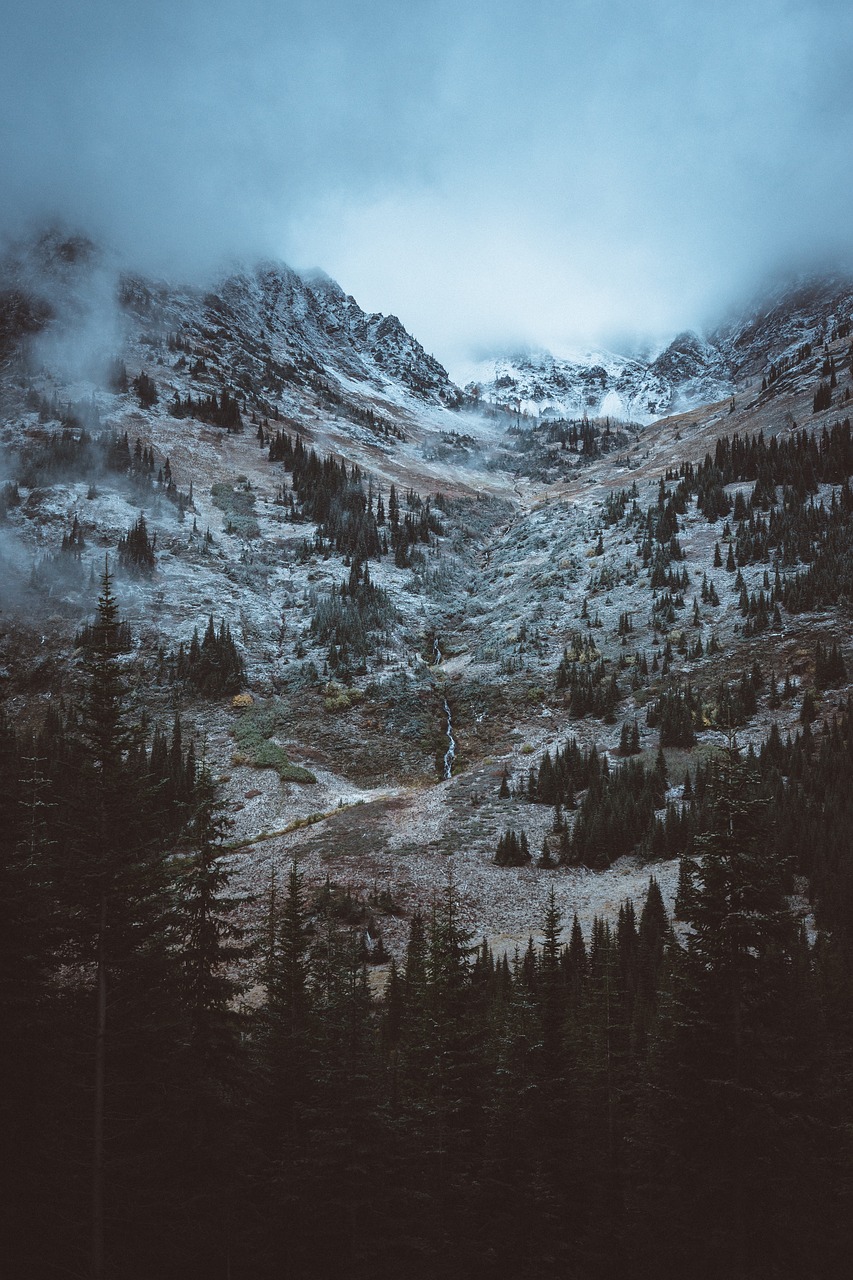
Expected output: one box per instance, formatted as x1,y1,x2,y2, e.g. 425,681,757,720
456,334,733,424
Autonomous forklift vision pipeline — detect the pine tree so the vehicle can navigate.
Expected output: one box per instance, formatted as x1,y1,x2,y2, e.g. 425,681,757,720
404,908,428,1001
178,765,247,1069
256,860,315,1270
673,854,696,920
538,835,556,868
117,512,156,573
0,744,69,1272
630,747,835,1276
77,565,181,1278
267,860,312,1031
134,370,158,408
801,687,817,726
634,876,669,1042
168,764,250,1271
538,887,565,1064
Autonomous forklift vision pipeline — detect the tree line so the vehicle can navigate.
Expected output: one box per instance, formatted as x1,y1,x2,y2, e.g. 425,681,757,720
2,579,853,1277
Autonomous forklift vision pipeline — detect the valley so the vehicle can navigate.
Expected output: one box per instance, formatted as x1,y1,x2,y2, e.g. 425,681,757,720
2,233,850,963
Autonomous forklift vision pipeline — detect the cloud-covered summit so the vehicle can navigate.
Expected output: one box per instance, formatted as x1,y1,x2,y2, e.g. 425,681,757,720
3,0,853,368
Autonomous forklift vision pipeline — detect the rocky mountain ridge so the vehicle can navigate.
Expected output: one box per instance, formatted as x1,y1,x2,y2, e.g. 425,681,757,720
713,273,853,381
0,231,462,433
1,230,852,957
460,272,853,423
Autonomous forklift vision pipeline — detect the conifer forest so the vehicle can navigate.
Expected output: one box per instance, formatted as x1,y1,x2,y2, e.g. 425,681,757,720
4,234,853,1280
11,3,853,1275
3,566,853,1278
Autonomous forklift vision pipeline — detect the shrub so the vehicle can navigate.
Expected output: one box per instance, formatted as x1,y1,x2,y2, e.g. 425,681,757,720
231,704,316,782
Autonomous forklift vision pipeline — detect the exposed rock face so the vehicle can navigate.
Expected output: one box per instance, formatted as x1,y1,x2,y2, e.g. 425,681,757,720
461,335,737,423
711,275,853,383
163,261,459,406
462,275,853,422
649,331,732,409
461,347,679,423
0,234,462,420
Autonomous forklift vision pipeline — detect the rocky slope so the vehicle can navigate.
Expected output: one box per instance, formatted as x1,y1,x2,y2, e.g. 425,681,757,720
1,232,850,956
457,329,737,422
712,273,853,382
0,229,461,430
457,272,853,423
459,346,679,422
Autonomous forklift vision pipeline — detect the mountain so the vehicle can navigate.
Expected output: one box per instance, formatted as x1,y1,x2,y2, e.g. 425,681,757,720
457,273,853,423
4,234,853,1280
711,273,853,382
458,334,734,423
1,230,852,958
296,268,460,403
195,260,462,408
649,330,733,407
0,230,462,436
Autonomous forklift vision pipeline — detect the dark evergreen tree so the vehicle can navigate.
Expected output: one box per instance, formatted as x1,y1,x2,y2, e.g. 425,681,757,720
176,616,246,696
118,512,156,573
133,370,158,408
630,748,839,1277
177,766,247,1068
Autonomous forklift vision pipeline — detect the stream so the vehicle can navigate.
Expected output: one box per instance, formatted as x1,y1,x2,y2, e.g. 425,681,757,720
432,638,455,779
442,699,456,780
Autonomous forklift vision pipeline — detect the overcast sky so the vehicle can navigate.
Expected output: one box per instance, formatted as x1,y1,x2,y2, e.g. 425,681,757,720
2,0,852,371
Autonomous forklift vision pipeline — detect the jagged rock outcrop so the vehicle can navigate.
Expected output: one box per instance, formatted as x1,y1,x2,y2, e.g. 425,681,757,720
462,346,690,423
712,274,853,384
462,276,853,422
0,232,462,423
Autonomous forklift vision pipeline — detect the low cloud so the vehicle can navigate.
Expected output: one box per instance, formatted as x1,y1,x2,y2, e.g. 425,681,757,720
3,0,853,367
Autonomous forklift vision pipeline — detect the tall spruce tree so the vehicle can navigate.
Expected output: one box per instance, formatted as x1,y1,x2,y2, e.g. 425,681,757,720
178,764,246,1071
73,564,184,1277
630,746,837,1277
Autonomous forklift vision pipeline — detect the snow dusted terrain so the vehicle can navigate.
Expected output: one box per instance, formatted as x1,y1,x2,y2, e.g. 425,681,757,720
455,331,734,423
0,231,847,957
453,275,853,424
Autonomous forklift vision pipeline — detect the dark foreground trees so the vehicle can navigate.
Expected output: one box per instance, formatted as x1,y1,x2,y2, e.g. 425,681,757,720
2,582,853,1277
629,749,842,1278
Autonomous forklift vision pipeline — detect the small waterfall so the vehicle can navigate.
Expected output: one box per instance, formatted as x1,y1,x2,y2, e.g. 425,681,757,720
433,637,442,665
442,699,456,780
